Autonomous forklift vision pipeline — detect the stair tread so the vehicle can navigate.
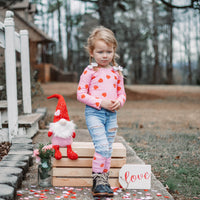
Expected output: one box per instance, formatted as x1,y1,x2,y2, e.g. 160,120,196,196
18,113,44,126
2,112,44,128
0,100,22,110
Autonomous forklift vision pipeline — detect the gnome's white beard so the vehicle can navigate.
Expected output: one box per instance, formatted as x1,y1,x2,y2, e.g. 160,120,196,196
49,119,76,139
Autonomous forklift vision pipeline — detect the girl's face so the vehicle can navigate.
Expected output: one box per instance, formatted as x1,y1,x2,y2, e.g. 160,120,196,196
90,40,114,67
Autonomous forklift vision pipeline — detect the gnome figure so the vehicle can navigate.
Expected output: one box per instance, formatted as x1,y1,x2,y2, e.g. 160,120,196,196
47,94,78,160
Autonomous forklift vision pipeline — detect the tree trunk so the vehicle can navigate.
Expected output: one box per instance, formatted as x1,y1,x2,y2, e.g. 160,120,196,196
187,12,192,84
152,0,160,84
40,0,45,32
97,0,115,32
166,0,174,84
56,0,63,69
64,0,73,71
188,54,192,84
57,0,62,54
51,12,54,39
195,11,200,84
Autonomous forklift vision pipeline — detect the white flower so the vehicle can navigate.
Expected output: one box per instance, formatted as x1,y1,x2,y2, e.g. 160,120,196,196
113,66,123,72
88,62,98,69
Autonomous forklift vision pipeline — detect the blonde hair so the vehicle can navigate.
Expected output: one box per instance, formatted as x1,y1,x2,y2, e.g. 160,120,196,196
85,26,119,67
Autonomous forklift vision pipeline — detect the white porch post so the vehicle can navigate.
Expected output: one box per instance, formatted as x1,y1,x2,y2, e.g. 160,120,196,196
4,11,18,141
20,30,32,114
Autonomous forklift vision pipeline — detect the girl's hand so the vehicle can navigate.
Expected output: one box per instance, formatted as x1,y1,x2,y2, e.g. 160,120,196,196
111,100,121,111
100,100,114,111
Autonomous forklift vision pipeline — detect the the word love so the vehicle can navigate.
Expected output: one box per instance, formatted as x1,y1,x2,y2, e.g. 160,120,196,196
119,164,151,189
125,170,151,183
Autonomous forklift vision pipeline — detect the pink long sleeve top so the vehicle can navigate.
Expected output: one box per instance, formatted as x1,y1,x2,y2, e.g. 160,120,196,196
77,65,126,110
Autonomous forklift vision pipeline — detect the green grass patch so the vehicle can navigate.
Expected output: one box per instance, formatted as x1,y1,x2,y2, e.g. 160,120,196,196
125,132,200,199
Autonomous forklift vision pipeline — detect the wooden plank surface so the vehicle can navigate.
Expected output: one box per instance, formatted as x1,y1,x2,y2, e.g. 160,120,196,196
52,177,120,187
0,100,22,109
53,167,120,177
18,113,44,127
2,112,44,128
60,142,126,158
53,157,126,168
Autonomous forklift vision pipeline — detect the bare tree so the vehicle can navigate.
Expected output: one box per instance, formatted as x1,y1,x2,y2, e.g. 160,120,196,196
0,0,23,8
186,12,193,84
31,0,200,85
195,10,200,84
166,0,174,84
160,0,200,10
97,0,115,31
76,0,129,32
56,0,62,55
64,0,72,71
47,2,56,39
182,12,193,84
152,0,160,84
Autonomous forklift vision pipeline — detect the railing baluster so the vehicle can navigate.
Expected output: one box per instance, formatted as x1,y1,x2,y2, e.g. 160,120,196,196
4,11,18,141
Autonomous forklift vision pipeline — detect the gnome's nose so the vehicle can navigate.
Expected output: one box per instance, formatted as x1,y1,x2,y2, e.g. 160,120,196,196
59,119,67,126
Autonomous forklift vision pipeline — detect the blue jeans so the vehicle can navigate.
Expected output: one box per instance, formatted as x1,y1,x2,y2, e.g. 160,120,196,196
85,105,118,158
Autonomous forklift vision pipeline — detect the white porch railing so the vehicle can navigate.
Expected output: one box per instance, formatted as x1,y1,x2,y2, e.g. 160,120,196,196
0,10,32,141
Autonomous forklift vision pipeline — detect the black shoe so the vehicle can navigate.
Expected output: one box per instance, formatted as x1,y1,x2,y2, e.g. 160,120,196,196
102,172,113,197
92,184,108,197
92,173,108,197
104,184,114,197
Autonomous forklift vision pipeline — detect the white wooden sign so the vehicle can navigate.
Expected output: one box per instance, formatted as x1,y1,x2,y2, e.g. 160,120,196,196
119,164,151,189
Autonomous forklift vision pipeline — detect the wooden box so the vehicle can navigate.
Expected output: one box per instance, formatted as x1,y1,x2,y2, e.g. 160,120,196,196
52,142,126,187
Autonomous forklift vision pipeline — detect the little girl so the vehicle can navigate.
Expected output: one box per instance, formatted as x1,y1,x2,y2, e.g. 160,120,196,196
77,26,126,197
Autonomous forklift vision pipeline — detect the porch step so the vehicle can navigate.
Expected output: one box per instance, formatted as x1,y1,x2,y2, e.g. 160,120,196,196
2,112,45,138
0,100,22,128
2,113,44,128
0,100,22,110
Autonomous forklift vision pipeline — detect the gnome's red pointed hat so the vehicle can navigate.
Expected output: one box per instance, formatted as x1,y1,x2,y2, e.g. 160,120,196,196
47,94,70,122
